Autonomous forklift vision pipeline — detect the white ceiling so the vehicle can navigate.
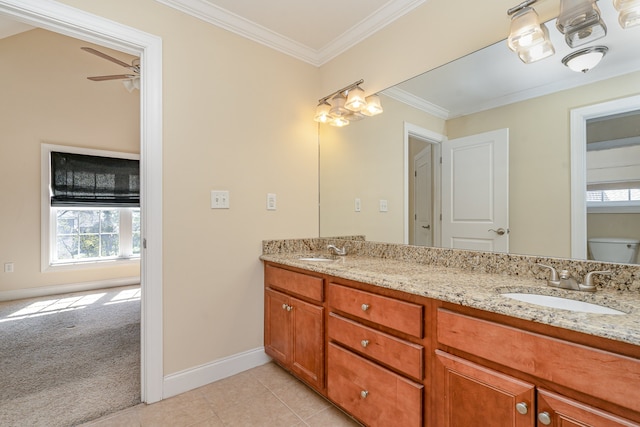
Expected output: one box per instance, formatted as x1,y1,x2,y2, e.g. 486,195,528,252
155,0,426,66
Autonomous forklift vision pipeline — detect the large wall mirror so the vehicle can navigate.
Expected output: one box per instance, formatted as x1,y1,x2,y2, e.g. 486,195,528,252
319,1,640,264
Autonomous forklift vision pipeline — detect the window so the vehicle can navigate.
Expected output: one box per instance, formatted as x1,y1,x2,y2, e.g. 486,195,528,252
586,186,640,213
52,207,140,263
42,144,140,270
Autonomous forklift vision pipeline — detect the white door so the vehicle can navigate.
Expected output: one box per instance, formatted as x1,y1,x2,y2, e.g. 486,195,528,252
442,128,509,252
414,147,432,246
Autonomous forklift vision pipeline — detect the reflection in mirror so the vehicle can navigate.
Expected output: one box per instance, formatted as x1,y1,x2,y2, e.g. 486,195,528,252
586,110,640,264
319,1,640,264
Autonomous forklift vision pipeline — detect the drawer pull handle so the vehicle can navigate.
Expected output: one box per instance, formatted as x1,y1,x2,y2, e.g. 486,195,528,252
360,390,369,399
515,402,528,415
361,303,370,312
282,304,292,312
538,412,552,425
360,339,369,348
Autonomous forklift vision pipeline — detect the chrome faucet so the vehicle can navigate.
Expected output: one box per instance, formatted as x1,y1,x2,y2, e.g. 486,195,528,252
327,244,348,256
537,264,611,292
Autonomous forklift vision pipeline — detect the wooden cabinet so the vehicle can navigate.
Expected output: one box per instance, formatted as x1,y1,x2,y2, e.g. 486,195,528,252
436,308,640,427
264,266,324,391
327,282,425,426
264,261,640,426
436,350,535,427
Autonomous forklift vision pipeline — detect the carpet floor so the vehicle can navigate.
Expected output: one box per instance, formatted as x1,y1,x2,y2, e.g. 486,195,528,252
0,285,141,426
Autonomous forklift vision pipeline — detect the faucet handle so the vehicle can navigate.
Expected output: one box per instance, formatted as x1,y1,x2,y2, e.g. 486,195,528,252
580,270,611,292
537,264,559,281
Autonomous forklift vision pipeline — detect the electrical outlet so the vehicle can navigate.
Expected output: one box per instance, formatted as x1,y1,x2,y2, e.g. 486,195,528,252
211,190,230,209
379,199,388,212
4,262,14,273
267,193,277,210
355,198,361,212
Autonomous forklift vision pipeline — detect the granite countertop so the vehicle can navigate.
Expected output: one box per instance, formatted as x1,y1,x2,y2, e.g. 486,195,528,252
260,253,640,347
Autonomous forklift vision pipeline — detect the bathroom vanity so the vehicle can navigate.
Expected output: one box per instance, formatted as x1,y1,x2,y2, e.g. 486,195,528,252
261,239,640,426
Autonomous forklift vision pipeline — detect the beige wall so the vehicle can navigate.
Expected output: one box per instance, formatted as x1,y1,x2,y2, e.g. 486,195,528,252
0,29,141,291
22,0,320,376
447,71,640,257
320,95,444,243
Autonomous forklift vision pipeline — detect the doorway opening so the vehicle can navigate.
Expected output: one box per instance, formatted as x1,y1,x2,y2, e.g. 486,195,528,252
0,0,163,403
403,122,443,246
570,94,640,260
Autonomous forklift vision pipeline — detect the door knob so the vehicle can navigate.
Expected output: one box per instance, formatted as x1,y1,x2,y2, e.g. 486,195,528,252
488,227,509,235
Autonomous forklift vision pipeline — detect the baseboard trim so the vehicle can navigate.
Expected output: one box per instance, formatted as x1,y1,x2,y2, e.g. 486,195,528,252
0,277,140,302
162,347,272,399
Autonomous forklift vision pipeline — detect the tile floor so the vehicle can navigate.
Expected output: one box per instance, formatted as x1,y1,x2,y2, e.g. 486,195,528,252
82,362,362,427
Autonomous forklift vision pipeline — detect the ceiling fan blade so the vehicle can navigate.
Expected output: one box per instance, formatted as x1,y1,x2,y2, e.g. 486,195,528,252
81,47,138,71
87,74,137,81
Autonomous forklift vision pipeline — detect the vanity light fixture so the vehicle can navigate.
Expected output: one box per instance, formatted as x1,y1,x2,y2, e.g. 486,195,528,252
556,0,607,48
314,79,383,127
614,0,640,28
561,45,608,72
507,1,555,63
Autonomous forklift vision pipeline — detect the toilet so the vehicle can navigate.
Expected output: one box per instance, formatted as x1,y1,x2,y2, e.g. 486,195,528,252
588,237,640,263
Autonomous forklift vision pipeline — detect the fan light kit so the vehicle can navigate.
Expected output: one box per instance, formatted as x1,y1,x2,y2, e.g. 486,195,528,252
81,47,140,92
506,0,638,72
314,79,383,127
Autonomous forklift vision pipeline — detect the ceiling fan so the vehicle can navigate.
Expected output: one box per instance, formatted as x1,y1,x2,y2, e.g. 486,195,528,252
81,47,140,92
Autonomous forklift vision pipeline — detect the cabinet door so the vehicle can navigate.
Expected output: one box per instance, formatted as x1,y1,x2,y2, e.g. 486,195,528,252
436,350,535,427
290,296,324,390
537,389,640,427
265,288,291,365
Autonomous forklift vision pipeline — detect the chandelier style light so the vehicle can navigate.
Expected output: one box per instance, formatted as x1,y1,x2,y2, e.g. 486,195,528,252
314,80,383,127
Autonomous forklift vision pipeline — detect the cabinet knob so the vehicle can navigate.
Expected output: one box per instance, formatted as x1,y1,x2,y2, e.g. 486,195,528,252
515,402,528,415
282,303,287,310
360,339,369,348
360,390,369,399
538,412,552,425
361,303,370,312
286,305,292,312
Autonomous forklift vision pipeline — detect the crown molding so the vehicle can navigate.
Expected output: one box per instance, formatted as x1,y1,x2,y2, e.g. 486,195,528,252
382,86,449,120
155,0,426,67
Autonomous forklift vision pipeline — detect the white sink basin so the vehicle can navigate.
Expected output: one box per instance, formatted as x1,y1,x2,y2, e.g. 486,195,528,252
502,293,626,315
298,256,336,262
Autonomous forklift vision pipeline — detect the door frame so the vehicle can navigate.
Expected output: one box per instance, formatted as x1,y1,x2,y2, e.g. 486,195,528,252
0,0,164,403
570,94,640,260
403,122,444,245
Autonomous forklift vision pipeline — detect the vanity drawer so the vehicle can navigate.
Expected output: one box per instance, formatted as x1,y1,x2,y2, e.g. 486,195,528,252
327,343,423,427
328,313,424,380
328,283,423,338
265,264,323,303
437,309,640,413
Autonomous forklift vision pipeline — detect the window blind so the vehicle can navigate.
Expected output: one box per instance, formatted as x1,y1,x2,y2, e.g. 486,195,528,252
50,151,140,207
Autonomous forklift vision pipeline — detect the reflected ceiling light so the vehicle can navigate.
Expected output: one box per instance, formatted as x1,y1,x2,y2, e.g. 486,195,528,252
614,0,640,28
314,79,383,127
561,45,608,72
556,0,607,47
507,3,555,63
361,94,384,116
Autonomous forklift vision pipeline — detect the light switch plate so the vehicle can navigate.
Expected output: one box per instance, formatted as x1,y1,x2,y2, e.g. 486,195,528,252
267,193,277,210
355,198,361,212
379,199,388,212
211,190,230,209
